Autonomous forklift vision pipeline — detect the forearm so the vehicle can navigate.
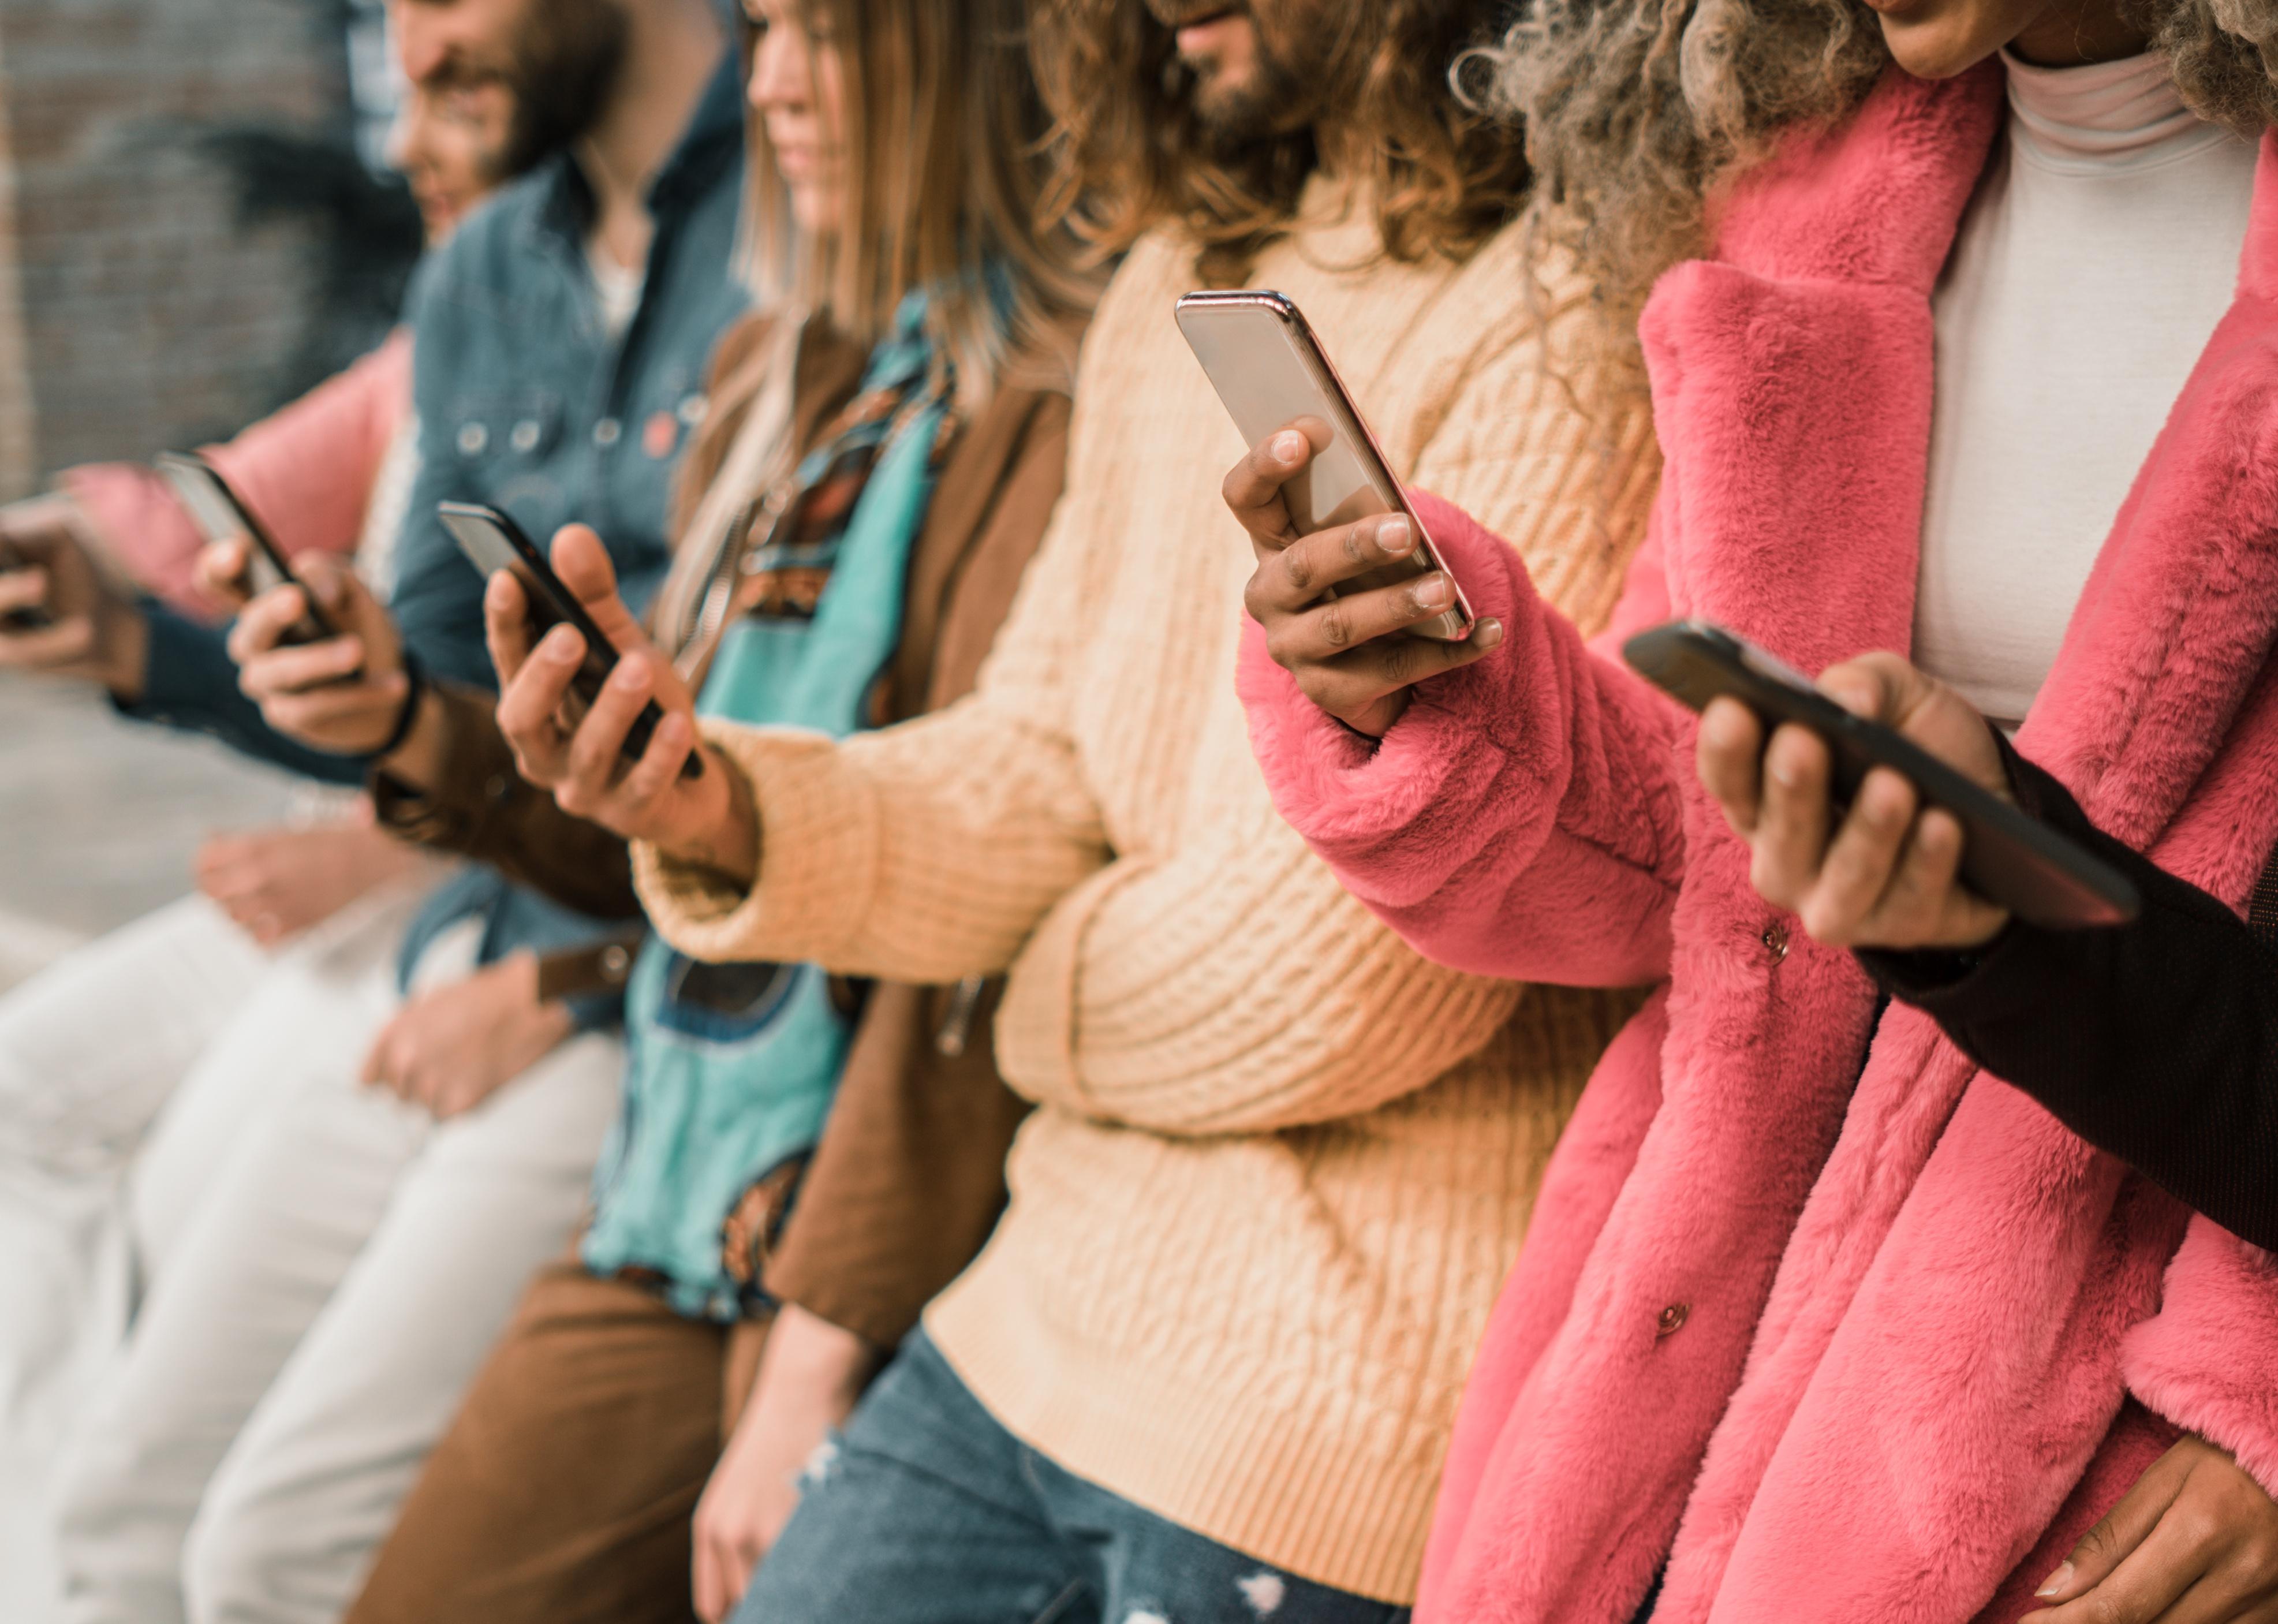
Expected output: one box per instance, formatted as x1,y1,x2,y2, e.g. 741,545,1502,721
1237,490,1686,986
370,681,643,921
634,703,1108,984
1865,755,2278,1250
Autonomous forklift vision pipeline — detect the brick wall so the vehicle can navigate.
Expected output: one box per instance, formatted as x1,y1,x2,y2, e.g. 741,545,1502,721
0,0,353,498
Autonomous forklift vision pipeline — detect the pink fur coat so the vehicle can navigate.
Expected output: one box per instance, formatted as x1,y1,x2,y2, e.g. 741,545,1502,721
1236,64,2278,1624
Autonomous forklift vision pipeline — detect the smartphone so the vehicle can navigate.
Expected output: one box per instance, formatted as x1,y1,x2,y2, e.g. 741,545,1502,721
1175,289,1474,641
154,451,337,645
0,535,52,632
438,500,697,779
1622,619,2139,929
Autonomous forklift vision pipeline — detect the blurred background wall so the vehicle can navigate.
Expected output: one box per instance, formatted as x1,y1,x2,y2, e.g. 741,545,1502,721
0,0,417,993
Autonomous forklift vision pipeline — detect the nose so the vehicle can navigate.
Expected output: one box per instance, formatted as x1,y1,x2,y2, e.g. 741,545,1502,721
746,28,808,114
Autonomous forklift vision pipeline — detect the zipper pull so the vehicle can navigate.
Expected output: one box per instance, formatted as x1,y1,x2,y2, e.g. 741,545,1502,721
936,975,986,1058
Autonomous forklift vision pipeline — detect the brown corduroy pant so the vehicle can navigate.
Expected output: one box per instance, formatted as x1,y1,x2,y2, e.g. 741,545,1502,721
341,1259,768,1624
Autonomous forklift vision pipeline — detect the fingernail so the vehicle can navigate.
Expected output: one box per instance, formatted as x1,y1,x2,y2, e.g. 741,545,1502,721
1415,574,1451,610
2036,1563,2073,1599
1272,430,1306,464
1379,516,1413,556
1475,618,1504,649
611,659,648,691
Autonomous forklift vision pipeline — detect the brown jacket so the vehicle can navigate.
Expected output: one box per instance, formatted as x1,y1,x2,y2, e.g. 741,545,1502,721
374,308,1069,1344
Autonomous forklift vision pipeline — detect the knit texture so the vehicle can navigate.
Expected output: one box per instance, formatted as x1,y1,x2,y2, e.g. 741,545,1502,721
633,184,1659,1601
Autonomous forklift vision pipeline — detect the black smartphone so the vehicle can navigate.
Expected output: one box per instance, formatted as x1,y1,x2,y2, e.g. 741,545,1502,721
0,535,53,632
437,500,699,780
1622,619,2139,929
154,451,337,645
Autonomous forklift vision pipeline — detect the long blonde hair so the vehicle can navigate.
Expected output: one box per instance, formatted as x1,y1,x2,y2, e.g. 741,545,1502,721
737,0,1100,410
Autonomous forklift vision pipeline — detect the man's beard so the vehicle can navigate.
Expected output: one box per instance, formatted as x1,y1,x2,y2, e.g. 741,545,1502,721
500,0,630,177
1145,1,1328,152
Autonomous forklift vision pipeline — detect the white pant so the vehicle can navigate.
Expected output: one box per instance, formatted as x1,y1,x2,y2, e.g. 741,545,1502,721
52,918,623,1624
0,891,422,1624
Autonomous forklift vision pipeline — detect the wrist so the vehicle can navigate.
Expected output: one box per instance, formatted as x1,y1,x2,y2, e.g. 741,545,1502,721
661,744,761,883
376,685,449,788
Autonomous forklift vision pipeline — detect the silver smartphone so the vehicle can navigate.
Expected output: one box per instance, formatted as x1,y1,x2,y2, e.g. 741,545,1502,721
1175,289,1473,641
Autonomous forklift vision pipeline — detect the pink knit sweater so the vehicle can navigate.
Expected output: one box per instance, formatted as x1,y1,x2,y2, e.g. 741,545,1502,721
62,328,410,619
1238,65,2278,1624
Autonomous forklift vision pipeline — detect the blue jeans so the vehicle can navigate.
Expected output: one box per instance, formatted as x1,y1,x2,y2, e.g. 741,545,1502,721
735,1332,1413,1624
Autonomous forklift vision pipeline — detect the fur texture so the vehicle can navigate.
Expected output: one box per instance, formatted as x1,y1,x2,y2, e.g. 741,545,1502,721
1237,65,2278,1624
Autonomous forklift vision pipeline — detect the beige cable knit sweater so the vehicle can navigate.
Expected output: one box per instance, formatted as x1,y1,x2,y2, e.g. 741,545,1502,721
636,184,1660,1602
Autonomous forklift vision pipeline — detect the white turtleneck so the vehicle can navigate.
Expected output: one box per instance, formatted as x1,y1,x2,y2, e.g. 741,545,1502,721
1911,50,2256,729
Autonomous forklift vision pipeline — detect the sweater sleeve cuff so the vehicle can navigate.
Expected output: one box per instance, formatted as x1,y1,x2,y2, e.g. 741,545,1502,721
2123,1219,2278,1501
631,718,880,966
1233,489,1555,911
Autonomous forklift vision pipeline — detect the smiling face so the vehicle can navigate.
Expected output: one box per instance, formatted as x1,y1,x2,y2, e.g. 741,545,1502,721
387,71,516,244
744,0,848,238
390,0,626,177
1864,0,2147,77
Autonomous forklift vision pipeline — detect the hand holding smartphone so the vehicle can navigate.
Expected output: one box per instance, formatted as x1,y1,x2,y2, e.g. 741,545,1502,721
155,451,337,646
1178,289,1474,642
1623,619,2138,930
440,501,699,781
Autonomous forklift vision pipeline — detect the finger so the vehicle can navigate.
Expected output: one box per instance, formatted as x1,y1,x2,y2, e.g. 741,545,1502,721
1801,765,1919,944
1817,655,1910,726
1222,425,1323,550
259,677,408,740
0,614,94,667
606,706,697,816
561,654,655,794
2037,1445,2198,1605
693,1534,727,1624
1749,723,1835,909
1866,808,1997,949
358,1025,398,1092
1698,697,1769,835
1260,565,1459,660
1249,513,1426,618
194,539,254,607
225,585,319,663
548,526,646,653
0,566,47,614
484,570,535,685
2022,1510,2216,1624
1294,617,1506,718
495,626,588,781
236,637,372,700
720,1525,764,1611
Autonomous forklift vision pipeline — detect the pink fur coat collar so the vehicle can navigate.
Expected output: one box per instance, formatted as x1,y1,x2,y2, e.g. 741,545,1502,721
1237,64,2278,1624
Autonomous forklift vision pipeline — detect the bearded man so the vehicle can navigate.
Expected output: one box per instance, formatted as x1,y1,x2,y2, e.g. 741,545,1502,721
44,3,749,1622
536,1,1663,1618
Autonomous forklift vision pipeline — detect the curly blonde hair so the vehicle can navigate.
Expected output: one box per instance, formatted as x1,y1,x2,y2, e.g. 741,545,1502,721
1476,0,2278,342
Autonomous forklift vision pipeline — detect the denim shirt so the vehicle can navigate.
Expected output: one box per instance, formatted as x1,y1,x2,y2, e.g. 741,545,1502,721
124,54,752,1026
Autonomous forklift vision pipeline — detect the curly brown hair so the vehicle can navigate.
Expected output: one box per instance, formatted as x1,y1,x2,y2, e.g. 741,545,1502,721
1479,0,2278,345
1028,0,1532,283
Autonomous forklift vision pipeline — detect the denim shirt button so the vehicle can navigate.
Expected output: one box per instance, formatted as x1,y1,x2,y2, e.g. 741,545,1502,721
677,393,708,426
592,417,622,448
509,419,543,454
456,421,488,456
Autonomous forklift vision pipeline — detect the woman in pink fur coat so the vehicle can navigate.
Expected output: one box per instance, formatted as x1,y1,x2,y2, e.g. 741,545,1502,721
1221,0,2278,1619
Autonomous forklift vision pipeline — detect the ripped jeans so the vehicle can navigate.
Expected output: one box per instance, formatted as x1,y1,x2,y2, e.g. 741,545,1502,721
735,1331,1412,1624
